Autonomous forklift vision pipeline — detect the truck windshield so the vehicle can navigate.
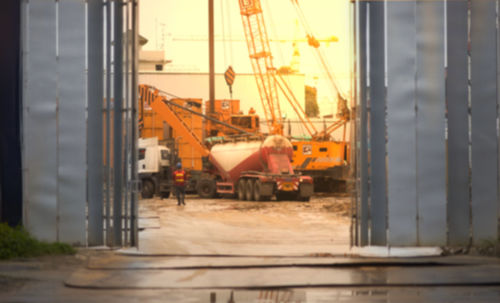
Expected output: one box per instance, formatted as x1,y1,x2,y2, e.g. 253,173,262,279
161,150,169,160
139,148,146,160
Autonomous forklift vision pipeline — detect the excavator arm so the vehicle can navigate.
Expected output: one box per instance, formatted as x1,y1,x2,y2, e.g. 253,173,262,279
139,85,210,157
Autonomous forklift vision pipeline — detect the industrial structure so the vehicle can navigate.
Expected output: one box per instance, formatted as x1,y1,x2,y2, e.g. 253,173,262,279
1,0,140,247
139,84,313,201
237,0,351,192
353,0,499,247
0,0,498,251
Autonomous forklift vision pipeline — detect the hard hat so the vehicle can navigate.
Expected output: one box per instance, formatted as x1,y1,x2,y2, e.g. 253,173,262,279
176,162,182,168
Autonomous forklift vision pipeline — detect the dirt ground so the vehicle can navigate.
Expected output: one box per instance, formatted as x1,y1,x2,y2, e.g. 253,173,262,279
136,193,353,255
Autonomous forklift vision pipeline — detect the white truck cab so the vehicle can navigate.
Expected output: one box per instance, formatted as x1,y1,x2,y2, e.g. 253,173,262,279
138,137,172,198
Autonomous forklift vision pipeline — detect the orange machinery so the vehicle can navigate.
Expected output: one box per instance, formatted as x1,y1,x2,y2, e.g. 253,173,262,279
205,99,260,137
138,85,260,171
139,95,205,170
238,0,350,191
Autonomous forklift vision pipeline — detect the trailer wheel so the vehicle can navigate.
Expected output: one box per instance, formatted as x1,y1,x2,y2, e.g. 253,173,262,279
299,196,310,202
253,180,262,201
253,180,270,201
245,179,255,201
141,179,155,199
237,179,246,200
161,191,170,199
197,179,216,198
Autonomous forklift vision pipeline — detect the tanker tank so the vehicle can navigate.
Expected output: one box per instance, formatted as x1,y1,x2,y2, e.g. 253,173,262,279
209,135,294,183
203,135,314,201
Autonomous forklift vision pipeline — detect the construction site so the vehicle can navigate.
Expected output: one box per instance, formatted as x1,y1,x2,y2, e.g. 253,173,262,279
1,0,500,302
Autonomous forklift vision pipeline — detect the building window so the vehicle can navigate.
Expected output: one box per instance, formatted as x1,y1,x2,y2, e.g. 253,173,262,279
155,64,163,71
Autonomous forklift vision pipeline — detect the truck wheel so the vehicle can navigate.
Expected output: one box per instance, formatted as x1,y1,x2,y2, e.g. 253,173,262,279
141,179,155,199
237,179,246,200
299,196,310,202
161,191,170,199
254,180,270,201
253,180,262,201
197,179,216,198
245,179,255,201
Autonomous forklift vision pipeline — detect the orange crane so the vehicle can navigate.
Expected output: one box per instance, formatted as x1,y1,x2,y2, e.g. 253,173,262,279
288,0,350,191
238,0,324,136
238,0,284,135
238,0,350,191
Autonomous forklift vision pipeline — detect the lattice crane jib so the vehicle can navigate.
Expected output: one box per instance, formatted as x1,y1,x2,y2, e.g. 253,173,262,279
239,0,283,135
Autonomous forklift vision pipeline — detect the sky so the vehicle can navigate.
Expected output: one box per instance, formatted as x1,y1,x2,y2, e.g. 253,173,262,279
139,0,353,116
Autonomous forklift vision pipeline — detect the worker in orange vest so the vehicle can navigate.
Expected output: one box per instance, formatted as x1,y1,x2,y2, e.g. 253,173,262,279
173,162,187,206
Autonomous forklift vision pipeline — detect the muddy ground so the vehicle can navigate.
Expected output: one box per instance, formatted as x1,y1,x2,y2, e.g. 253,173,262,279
136,193,353,255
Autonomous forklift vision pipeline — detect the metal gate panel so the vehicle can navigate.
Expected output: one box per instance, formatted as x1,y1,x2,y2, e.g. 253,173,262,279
470,0,499,244
130,0,139,246
57,0,86,244
357,1,369,246
113,0,124,246
386,1,418,246
23,0,58,241
415,0,446,245
446,0,470,246
87,0,104,246
368,1,387,246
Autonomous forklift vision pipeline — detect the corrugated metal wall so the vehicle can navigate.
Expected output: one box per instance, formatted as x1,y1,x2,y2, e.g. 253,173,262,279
21,0,139,246
354,0,499,247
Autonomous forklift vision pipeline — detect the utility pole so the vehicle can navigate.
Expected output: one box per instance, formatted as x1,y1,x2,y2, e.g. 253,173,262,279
208,0,215,114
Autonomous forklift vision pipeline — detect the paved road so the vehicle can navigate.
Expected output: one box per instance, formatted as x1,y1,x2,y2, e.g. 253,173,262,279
2,194,500,302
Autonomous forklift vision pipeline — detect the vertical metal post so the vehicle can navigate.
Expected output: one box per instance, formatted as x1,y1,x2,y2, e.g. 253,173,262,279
105,0,112,245
209,0,215,114
123,0,130,246
350,0,358,247
113,0,124,246
497,0,500,237
87,0,104,246
130,0,139,247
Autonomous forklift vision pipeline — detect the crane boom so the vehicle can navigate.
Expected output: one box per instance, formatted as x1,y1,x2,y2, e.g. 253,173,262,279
238,0,348,140
238,0,283,135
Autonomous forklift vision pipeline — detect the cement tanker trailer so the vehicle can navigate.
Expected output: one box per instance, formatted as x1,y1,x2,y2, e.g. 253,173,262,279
196,135,314,201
